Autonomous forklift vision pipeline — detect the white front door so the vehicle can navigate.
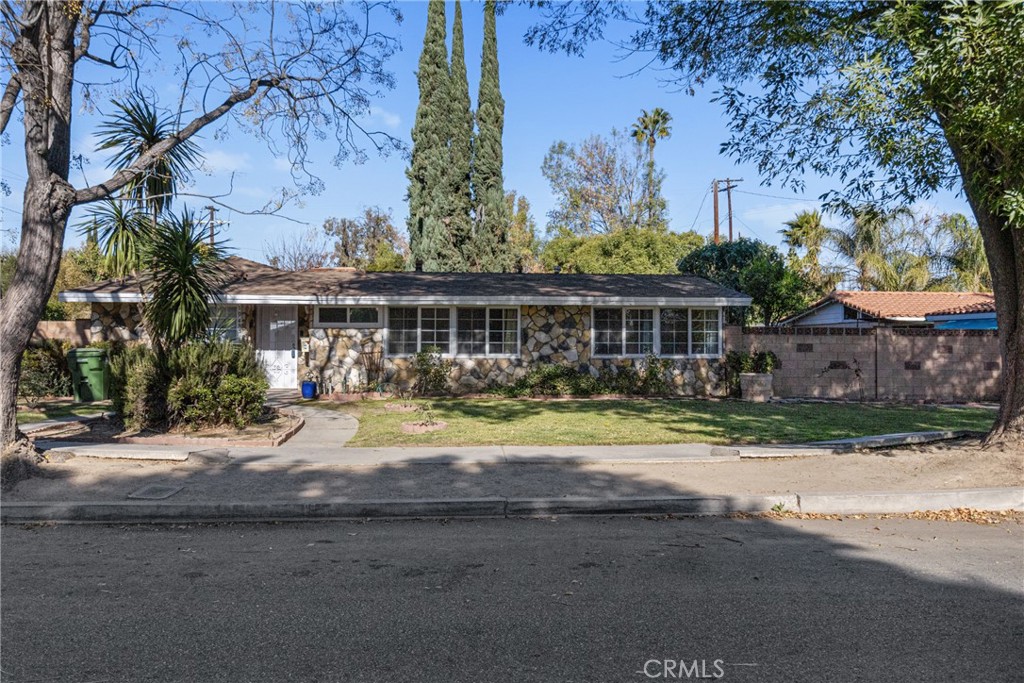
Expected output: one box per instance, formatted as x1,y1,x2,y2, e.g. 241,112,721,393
257,305,298,389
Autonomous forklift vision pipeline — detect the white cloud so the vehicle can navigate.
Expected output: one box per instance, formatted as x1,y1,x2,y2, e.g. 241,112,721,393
202,149,252,174
368,106,401,130
272,158,293,172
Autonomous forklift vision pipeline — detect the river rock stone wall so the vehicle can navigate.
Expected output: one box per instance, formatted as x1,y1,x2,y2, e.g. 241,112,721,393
296,304,728,396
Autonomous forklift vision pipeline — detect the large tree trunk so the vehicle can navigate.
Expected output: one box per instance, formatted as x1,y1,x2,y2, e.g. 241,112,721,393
944,135,1024,447
0,4,78,451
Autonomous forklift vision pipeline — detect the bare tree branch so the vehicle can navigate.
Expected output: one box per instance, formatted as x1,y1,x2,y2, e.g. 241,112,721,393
0,73,18,135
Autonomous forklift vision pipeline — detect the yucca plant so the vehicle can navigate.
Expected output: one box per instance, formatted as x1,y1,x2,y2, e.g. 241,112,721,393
143,209,227,347
95,95,202,219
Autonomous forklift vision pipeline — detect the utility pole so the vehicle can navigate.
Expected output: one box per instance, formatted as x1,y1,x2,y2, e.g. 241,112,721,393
712,180,720,244
711,178,743,243
722,178,742,242
204,205,217,246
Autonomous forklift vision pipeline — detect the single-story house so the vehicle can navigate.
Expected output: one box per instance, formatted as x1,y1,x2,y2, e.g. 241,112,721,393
925,300,998,330
60,257,752,395
779,290,996,329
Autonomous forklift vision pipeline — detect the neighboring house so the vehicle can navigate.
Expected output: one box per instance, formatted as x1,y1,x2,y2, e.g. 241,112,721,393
779,290,996,329
60,256,752,395
925,300,998,330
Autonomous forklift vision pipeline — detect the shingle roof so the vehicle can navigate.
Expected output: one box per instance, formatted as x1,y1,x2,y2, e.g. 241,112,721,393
60,256,752,305
825,290,995,320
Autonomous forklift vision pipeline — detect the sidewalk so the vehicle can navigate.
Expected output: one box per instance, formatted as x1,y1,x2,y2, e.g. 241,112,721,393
7,398,1020,522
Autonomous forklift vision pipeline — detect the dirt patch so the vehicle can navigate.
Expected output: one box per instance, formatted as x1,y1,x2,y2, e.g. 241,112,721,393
28,411,302,447
401,421,448,434
323,392,395,403
384,403,419,413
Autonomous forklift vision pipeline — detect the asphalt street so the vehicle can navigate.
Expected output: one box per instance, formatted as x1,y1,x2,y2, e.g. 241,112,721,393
2,515,1022,682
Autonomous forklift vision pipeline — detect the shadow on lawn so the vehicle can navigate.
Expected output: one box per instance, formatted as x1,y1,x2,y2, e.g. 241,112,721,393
2,448,1022,681
362,398,995,445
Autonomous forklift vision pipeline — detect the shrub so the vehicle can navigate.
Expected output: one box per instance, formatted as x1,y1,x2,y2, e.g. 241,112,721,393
496,364,600,397
109,343,164,431
637,353,673,396
111,341,268,431
413,346,453,395
18,341,73,406
724,349,779,397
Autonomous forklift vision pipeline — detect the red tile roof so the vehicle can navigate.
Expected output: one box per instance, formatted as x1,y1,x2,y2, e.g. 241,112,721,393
830,290,995,320
928,299,997,316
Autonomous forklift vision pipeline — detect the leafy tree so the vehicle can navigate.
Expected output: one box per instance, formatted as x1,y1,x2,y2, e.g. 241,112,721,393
366,242,407,273
543,228,703,275
737,252,811,328
781,210,841,296
630,108,672,227
469,0,513,272
407,0,460,271
506,191,542,272
678,238,810,326
0,1,402,452
45,243,109,320
323,207,408,270
542,128,666,236
524,0,1023,443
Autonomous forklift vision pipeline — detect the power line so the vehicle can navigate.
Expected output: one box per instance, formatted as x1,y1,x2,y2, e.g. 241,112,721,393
687,185,711,231
733,189,820,203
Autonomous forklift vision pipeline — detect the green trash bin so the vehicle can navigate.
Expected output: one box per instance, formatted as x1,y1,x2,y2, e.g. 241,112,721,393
67,348,109,402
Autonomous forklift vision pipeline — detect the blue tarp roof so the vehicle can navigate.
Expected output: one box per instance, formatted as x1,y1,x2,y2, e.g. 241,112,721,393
934,318,997,330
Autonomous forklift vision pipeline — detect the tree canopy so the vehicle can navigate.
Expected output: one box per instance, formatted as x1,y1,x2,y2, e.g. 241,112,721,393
525,0,1023,444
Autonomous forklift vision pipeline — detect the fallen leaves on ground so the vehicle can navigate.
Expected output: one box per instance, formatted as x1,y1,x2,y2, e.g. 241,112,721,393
738,508,1023,525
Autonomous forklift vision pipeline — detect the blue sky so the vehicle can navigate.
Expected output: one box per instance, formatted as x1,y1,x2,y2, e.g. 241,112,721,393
1,1,970,263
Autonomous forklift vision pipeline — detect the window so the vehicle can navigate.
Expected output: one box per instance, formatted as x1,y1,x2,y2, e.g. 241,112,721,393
420,307,451,351
659,309,688,355
456,308,487,356
387,307,418,355
208,306,241,342
595,307,722,357
691,309,720,355
594,308,623,356
625,309,654,355
314,306,380,327
488,308,519,356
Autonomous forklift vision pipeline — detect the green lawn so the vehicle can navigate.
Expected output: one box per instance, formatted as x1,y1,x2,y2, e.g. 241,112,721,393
16,400,110,425
310,398,996,447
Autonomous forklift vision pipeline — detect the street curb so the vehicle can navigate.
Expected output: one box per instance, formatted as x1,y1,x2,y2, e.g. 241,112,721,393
3,488,1020,524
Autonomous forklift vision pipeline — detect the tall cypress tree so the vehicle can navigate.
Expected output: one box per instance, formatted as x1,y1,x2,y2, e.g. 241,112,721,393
407,0,460,271
471,0,513,272
449,0,474,257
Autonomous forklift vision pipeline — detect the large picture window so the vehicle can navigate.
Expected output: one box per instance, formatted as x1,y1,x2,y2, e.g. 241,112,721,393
386,307,520,357
594,307,721,357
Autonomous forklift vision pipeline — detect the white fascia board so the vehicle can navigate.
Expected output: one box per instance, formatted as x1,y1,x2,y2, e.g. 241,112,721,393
885,316,927,322
61,291,752,307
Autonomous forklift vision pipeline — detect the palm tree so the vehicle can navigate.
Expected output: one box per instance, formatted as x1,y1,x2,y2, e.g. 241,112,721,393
80,200,152,280
781,210,841,293
144,209,227,346
828,205,912,289
934,213,991,291
95,95,202,222
630,108,672,226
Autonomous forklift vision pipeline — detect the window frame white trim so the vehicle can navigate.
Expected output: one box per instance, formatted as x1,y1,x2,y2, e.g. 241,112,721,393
384,306,521,359
591,306,723,359
207,304,242,342
312,305,381,329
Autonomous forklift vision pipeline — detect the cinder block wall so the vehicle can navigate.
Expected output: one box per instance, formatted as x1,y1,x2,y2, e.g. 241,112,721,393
728,326,1001,402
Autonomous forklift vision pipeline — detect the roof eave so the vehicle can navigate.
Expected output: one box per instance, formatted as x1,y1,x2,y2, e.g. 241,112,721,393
60,292,753,307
